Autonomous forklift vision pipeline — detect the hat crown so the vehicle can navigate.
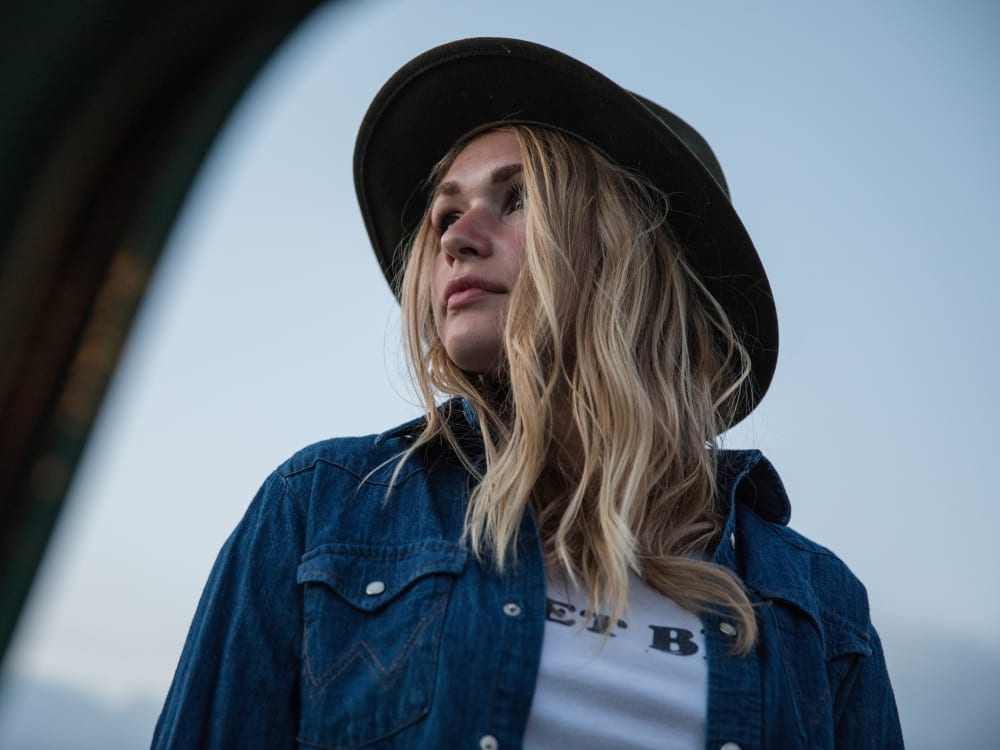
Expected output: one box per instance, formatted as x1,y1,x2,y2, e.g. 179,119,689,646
629,93,730,198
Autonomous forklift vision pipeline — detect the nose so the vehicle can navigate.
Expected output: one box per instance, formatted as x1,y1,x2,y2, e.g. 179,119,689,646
440,208,494,264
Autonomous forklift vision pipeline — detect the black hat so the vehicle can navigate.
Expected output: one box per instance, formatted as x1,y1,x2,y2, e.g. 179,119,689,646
354,37,777,424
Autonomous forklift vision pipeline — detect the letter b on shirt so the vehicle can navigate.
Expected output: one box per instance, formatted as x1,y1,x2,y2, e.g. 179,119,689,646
648,625,698,656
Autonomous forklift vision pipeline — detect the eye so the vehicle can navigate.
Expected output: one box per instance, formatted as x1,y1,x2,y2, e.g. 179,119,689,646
435,211,460,235
507,184,525,214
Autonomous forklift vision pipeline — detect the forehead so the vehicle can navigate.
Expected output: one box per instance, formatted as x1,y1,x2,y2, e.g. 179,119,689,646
440,130,522,184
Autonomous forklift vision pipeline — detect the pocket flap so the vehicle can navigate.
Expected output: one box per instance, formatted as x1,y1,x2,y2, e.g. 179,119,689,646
297,540,467,613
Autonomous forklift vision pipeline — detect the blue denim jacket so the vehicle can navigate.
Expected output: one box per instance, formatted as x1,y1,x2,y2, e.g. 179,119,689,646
153,403,903,749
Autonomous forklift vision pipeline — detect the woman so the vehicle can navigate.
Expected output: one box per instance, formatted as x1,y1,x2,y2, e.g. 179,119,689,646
154,38,902,749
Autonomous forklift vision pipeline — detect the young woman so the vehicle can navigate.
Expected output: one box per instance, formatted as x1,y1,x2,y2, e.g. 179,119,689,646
153,38,903,749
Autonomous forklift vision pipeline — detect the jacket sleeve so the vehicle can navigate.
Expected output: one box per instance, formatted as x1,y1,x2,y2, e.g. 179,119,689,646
151,471,306,749
831,621,905,749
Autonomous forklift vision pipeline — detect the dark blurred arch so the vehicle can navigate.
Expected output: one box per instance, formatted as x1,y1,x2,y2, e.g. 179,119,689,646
0,0,333,662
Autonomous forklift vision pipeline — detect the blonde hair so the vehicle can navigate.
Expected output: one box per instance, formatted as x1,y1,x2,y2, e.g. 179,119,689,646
399,125,756,652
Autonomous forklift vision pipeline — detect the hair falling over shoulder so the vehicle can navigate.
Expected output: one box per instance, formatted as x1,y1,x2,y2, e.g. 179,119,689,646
398,126,757,653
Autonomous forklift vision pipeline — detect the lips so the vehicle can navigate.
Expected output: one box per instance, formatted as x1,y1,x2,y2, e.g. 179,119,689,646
443,275,506,309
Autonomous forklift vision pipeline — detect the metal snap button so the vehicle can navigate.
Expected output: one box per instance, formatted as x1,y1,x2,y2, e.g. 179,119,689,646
720,743,742,750
729,531,736,549
503,602,522,617
719,622,737,637
479,733,499,750
364,580,386,596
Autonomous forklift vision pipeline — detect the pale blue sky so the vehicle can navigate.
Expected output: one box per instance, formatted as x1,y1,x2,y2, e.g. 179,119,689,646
2,1,997,747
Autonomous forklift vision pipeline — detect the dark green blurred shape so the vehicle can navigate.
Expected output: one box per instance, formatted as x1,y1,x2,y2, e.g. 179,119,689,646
0,0,328,664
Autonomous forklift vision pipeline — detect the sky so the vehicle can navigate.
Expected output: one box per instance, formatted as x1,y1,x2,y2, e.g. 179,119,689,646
1,1,998,747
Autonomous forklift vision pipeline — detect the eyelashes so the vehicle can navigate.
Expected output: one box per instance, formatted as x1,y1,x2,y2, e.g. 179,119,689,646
507,184,525,213
436,211,459,234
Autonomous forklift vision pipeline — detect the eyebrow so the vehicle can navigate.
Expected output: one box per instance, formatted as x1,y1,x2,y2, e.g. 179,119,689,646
435,163,524,198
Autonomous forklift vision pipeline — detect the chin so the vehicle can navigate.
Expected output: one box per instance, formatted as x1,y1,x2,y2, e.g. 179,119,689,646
453,355,501,375
444,343,503,375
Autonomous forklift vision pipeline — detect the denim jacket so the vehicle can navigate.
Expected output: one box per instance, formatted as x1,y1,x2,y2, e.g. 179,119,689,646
153,402,903,749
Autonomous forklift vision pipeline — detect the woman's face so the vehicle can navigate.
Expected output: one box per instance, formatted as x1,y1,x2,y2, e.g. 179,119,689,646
429,130,527,373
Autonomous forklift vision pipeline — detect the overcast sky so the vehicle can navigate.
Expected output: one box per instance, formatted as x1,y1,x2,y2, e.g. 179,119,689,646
2,1,997,747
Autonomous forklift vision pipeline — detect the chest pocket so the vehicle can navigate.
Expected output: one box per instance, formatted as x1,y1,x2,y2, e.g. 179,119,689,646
296,540,467,749
767,600,873,748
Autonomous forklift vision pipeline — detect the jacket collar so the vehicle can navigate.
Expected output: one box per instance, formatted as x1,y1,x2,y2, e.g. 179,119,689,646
711,452,847,633
717,449,792,526
374,414,428,445
373,398,475,446
376,400,793,527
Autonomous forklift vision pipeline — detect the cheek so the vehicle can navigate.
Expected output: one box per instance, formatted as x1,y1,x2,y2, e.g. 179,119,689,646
429,254,448,331
505,225,528,279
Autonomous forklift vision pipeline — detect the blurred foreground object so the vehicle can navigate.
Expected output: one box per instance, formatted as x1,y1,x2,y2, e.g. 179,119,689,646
0,0,327,664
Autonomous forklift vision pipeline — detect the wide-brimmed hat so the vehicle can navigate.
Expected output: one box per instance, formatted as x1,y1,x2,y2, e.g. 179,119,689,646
354,37,777,424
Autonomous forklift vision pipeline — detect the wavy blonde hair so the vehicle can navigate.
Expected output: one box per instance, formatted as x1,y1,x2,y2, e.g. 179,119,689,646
399,125,756,652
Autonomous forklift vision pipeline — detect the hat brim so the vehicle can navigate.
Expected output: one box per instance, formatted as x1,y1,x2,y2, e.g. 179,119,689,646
354,37,777,426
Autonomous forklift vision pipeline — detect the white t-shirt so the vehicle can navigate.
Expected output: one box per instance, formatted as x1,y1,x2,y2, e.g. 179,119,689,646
522,570,707,750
